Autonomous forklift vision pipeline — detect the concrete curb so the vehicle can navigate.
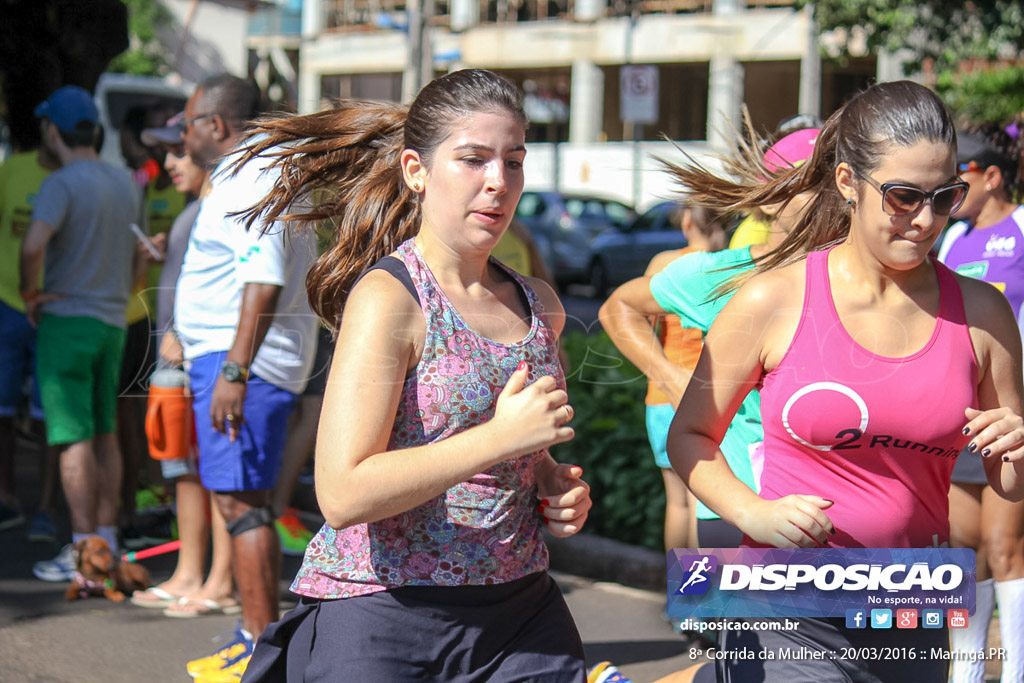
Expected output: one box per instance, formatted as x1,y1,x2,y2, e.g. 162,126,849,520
546,532,667,593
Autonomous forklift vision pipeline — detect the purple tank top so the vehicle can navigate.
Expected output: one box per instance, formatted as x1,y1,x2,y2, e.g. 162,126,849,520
757,248,977,548
291,239,563,599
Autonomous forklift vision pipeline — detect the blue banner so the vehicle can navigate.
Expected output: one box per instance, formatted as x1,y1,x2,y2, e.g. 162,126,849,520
666,548,976,619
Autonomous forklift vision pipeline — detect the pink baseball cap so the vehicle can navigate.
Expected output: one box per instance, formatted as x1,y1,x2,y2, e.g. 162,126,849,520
763,128,819,173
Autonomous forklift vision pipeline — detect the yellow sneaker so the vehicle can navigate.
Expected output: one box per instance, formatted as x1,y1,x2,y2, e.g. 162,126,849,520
186,625,253,678
193,654,251,682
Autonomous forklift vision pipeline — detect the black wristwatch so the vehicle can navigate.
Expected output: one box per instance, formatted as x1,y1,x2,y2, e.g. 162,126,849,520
220,361,250,383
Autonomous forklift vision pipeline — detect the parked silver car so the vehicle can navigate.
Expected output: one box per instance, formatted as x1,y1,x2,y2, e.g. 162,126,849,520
515,191,636,288
587,201,689,296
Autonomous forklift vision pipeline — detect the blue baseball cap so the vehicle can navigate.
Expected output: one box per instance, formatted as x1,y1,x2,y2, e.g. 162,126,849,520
34,86,99,132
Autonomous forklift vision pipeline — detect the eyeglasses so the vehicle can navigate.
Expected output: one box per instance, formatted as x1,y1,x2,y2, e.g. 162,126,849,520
853,169,969,217
957,161,983,174
183,112,217,129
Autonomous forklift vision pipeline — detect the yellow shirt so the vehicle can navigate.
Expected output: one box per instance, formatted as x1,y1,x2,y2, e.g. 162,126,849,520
728,214,771,250
125,179,188,324
0,151,51,312
491,230,532,276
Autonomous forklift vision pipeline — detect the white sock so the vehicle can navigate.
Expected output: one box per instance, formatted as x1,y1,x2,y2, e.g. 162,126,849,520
951,578,995,683
995,576,1024,683
97,525,119,554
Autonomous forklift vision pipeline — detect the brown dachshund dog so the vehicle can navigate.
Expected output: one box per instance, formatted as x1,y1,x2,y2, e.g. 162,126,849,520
65,537,151,602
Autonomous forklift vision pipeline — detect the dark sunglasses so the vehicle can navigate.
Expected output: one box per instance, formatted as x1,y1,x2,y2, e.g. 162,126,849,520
853,169,969,217
183,112,217,129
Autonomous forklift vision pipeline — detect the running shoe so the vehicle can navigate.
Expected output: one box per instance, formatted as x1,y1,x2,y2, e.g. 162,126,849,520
186,623,253,678
27,510,56,542
193,654,251,682
32,543,75,582
587,661,634,683
276,508,314,557
0,502,25,532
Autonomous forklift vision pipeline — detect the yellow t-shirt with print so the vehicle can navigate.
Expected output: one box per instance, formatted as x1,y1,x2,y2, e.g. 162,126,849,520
125,179,187,324
0,151,51,312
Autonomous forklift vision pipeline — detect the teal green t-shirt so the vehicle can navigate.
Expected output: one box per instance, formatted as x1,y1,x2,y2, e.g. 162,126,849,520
649,246,760,520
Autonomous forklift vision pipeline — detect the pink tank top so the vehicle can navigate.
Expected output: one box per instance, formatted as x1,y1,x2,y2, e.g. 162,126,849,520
757,248,977,548
291,240,562,599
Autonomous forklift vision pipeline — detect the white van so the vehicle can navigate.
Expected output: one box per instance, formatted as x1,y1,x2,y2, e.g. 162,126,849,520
94,73,190,168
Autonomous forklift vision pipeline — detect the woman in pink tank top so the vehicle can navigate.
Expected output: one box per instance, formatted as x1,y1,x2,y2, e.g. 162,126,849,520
224,70,592,682
652,82,1024,683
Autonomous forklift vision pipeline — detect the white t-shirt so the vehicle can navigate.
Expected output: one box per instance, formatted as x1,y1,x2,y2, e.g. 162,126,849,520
174,149,318,393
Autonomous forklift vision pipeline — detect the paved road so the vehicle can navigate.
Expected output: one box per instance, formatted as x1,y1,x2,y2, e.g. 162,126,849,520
0,429,698,683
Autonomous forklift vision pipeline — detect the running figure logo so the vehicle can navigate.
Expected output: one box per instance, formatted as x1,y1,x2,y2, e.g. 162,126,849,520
677,555,718,595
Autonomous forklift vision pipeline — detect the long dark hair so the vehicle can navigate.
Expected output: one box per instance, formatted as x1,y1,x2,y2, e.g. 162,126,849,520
662,81,957,282
232,69,526,329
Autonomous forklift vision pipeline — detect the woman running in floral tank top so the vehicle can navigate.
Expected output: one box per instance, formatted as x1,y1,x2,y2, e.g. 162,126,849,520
232,69,591,682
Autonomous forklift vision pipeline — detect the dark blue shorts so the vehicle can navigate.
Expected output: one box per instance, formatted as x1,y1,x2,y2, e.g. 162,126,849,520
0,299,42,419
189,351,298,492
242,572,586,682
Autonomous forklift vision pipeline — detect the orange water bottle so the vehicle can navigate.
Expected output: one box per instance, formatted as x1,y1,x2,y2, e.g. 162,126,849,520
145,368,193,461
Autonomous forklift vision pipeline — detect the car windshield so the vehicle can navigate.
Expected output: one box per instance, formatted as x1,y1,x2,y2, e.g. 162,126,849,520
564,197,634,228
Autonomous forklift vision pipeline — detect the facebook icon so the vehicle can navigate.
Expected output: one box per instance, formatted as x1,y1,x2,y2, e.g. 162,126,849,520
846,609,866,629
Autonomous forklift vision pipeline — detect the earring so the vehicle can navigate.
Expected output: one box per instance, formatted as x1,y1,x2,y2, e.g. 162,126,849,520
846,197,854,206
985,184,992,192
411,182,422,193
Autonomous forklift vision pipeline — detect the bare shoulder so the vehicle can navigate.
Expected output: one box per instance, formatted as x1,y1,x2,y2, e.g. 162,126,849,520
729,258,806,311
645,249,684,276
523,275,566,335
955,271,1020,344
343,268,423,344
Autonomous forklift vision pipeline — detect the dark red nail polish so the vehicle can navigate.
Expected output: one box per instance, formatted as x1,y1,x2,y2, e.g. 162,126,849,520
541,499,550,506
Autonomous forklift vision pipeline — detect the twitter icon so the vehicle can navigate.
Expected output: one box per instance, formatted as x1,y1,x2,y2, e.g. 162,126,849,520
870,609,892,629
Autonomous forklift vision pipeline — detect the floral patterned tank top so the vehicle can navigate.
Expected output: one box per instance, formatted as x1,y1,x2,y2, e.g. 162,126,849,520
291,239,564,599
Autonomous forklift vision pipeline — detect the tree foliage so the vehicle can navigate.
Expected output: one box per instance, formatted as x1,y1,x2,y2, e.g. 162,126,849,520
799,0,1024,75
106,0,175,77
936,63,1024,125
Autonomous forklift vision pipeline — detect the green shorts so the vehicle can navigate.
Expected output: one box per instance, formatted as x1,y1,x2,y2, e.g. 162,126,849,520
37,314,126,446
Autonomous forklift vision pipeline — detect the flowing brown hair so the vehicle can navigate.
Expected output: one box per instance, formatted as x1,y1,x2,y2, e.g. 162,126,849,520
659,80,957,290
230,69,527,330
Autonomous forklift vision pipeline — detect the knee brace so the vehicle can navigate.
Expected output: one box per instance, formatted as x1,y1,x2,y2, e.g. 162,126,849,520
226,506,275,537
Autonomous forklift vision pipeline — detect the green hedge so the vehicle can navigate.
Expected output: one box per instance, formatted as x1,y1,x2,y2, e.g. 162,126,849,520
552,331,667,552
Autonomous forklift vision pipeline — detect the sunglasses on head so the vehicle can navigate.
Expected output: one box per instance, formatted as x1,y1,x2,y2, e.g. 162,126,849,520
957,160,983,174
853,169,969,217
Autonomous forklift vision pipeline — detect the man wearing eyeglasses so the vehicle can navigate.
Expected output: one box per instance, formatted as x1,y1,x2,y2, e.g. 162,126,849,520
174,74,318,681
935,126,1024,683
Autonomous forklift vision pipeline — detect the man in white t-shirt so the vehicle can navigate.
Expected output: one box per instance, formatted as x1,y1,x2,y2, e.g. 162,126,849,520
174,74,317,679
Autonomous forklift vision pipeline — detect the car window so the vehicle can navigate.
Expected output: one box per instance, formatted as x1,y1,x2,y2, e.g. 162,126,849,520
602,201,635,228
516,193,546,218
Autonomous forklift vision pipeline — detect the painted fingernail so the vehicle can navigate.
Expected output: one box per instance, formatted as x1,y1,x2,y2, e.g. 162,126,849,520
541,499,550,506
963,427,971,435
982,448,991,457
967,442,977,452
1004,456,1011,463
536,505,545,514
542,517,549,526
517,361,527,371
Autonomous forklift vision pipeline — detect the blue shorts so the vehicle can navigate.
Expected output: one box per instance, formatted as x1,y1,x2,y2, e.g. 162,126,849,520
0,299,43,419
646,403,675,469
189,352,298,492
